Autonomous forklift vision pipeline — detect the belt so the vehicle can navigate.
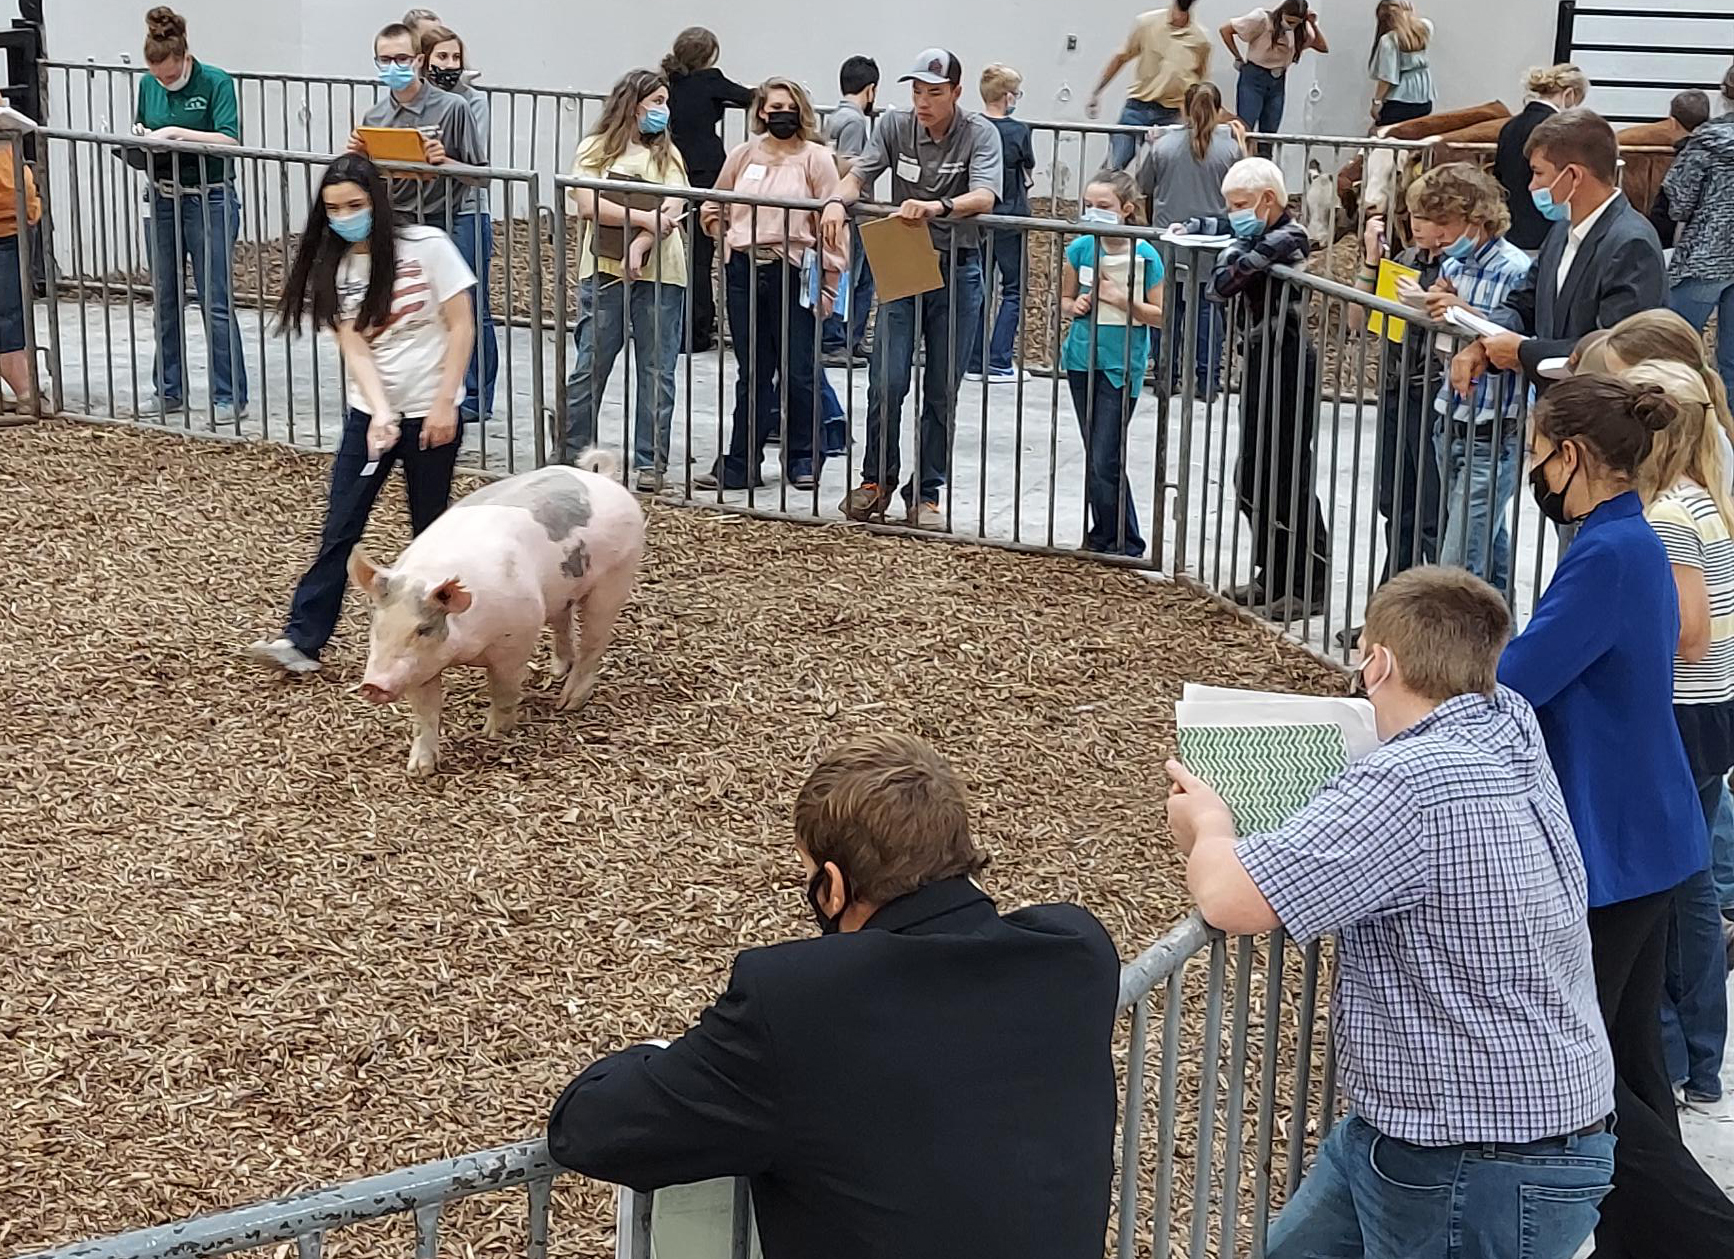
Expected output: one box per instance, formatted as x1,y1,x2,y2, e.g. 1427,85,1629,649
1476,1116,1608,1156
1573,1117,1609,1139
153,180,228,198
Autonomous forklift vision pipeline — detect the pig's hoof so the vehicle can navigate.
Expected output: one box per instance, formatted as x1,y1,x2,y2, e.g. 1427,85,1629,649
406,749,439,778
483,708,519,738
557,681,595,712
548,658,573,682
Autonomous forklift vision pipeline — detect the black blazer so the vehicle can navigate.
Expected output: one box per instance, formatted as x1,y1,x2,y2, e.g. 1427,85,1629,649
547,878,1121,1259
1491,192,1666,392
1497,101,1557,252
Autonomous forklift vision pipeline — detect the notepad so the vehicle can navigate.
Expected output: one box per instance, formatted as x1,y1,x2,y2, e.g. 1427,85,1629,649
1367,258,1421,344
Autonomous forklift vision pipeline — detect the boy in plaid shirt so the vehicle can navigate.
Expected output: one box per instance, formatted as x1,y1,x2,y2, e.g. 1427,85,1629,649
1412,163,1533,595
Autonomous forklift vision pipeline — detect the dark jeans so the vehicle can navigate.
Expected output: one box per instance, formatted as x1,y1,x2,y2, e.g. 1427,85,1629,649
862,248,983,506
1377,98,1432,127
1152,272,1224,397
1235,64,1288,133
283,409,459,658
1067,370,1145,557
1375,350,1442,583
1587,886,1734,1256
1110,98,1179,169
451,211,498,420
822,221,875,354
967,227,1024,374
1661,773,1729,1100
712,253,823,487
688,167,721,349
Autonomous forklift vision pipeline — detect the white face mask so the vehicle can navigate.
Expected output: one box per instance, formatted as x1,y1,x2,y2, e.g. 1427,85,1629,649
164,60,194,93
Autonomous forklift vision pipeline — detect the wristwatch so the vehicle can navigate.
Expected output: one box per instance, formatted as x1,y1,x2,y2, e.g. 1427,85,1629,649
939,197,955,218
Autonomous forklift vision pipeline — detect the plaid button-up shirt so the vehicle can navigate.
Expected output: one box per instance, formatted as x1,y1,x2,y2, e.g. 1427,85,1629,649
1435,236,1534,424
1237,687,1613,1145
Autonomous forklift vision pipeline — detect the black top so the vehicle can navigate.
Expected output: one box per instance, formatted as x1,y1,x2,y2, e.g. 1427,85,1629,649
546,878,1121,1259
987,114,1034,216
668,66,754,179
1497,101,1557,252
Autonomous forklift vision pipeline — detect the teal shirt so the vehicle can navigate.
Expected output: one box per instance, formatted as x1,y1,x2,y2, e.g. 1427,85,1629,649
135,59,239,185
1060,236,1165,393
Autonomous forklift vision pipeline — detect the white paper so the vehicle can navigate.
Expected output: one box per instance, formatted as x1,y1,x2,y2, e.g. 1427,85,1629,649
1445,305,1508,341
1162,230,1233,248
360,460,380,477
1537,356,1574,381
895,157,922,183
1077,265,1094,286
1178,684,1380,761
650,1179,763,1259
742,163,767,182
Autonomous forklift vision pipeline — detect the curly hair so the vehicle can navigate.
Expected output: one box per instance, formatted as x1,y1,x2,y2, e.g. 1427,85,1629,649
1405,161,1510,237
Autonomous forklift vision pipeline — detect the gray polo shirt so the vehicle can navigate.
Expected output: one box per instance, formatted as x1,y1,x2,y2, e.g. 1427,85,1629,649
361,79,485,223
852,106,1003,249
826,98,871,158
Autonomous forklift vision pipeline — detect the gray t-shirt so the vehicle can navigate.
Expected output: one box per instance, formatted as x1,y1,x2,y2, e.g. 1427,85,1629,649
1138,124,1242,228
826,98,871,158
852,106,1003,249
362,80,485,223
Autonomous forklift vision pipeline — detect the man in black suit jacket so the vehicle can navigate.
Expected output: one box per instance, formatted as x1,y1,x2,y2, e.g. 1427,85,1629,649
546,733,1122,1259
1454,108,1666,399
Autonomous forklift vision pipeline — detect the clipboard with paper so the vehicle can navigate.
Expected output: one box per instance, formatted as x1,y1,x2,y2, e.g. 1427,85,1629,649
1366,259,1421,343
857,215,941,301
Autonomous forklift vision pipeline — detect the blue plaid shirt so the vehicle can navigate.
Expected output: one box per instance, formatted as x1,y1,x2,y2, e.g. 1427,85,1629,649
1435,236,1534,424
1237,687,1613,1145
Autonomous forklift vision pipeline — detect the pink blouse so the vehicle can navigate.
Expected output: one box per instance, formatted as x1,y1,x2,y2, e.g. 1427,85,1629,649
706,136,849,292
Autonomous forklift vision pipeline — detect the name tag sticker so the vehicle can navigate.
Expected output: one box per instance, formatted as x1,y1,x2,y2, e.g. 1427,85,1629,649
742,163,767,182
896,157,922,183
1078,265,1094,286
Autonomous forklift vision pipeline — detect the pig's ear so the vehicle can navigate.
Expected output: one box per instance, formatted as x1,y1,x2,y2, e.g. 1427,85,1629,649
349,547,392,601
427,578,473,616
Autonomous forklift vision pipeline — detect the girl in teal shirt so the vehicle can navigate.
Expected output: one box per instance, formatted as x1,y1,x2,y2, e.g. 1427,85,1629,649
1061,170,1165,557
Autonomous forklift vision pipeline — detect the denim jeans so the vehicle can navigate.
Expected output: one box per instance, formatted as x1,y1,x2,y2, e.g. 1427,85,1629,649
283,409,459,658
819,373,848,457
967,227,1024,374
1377,358,1441,583
1714,780,1734,914
565,274,685,473
1110,98,1179,169
1668,277,1734,405
1266,1114,1614,1259
1435,421,1521,595
451,211,499,420
822,221,875,354
1660,773,1729,1099
148,183,247,409
712,254,823,486
862,248,983,505
1067,370,1145,556
1152,269,1224,397
1235,63,1288,133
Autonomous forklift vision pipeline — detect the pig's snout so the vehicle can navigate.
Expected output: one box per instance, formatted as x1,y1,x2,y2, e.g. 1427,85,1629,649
359,682,395,705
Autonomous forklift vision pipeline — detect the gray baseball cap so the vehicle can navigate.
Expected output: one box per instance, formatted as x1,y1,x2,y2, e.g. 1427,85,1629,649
900,49,961,86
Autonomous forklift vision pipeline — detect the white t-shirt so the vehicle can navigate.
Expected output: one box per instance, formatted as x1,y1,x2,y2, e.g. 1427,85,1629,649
337,225,477,419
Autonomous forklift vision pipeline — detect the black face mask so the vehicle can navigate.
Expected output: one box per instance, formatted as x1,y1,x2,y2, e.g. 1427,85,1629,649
807,868,849,935
428,66,463,91
1529,448,1579,525
765,110,801,140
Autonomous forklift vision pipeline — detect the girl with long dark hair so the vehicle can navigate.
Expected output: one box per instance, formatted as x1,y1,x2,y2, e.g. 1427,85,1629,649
1221,0,1328,133
250,153,476,675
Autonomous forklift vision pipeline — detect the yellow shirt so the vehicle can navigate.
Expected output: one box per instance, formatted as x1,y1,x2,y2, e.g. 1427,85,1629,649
1126,8,1212,107
569,134,689,285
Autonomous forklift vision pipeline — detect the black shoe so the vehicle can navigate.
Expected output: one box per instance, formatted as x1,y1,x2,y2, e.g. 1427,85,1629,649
1336,624,1363,650
686,337,716,355
1264,592,1328,622
1224,581,1266,608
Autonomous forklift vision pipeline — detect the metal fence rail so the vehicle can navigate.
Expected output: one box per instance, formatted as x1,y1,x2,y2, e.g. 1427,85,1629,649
18,916,1335,1259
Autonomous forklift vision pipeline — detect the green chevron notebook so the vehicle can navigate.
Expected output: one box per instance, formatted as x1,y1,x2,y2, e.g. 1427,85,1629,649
1176,722,1349,834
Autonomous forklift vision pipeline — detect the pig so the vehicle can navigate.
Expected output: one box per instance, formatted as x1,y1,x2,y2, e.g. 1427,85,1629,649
347,450,645,777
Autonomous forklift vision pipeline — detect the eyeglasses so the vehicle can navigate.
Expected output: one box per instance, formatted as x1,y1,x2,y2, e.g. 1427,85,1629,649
376,54,417,68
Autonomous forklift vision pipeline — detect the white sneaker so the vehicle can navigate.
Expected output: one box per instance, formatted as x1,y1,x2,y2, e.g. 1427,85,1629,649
963,371,985,383
248,637,321,675
986,368,1023,384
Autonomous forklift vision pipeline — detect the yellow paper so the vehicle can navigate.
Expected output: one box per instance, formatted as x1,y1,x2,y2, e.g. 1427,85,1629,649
1367,259,1420,344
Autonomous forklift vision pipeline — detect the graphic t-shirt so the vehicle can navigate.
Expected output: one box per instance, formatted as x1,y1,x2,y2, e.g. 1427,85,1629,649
336,225,477,418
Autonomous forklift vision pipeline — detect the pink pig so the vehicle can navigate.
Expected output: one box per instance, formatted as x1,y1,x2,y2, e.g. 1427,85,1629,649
347,451,644,777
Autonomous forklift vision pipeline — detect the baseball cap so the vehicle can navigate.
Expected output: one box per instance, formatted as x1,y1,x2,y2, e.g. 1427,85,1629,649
900,48,962,86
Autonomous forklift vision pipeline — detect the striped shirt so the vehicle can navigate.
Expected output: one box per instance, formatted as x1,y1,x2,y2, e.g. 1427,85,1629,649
1649,479,1734,704
1435,236,1533,424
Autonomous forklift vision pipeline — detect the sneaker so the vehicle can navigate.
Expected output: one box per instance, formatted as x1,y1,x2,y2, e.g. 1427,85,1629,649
634,469,663,493
692,470,721,491
823,349,869,370
842,481,893,521
116,397,183,419
215,403,249,425
1683,1085,1724,1106
1224,581,1266,609
788,460,818,492
907,499,946,531
986,368,1022,384
964,370,986,383
1335,624,1364,650
248,637,320,675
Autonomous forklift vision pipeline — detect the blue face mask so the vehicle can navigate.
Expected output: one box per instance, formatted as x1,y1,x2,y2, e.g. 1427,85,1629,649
1229,207,1265,239
377,61,416,92
1443,231,1478,260
329,209,373,243
1532,168,1574,222
640,106,670,136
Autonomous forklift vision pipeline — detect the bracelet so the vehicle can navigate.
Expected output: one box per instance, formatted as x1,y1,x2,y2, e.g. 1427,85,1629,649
1357,268,1378,283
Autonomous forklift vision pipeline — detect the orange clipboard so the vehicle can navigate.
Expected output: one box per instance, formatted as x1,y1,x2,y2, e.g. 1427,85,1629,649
357,126,431,165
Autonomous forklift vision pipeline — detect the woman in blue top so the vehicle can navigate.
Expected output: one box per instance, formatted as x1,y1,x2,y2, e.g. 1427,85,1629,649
1498,373,1734,1253
1060,170,1164,558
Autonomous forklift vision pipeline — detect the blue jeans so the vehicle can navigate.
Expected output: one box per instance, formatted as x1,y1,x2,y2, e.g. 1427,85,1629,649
451,211,499,420
565,275,684,474
1436,421,1521,595
967,227,1024,375
712,254,823,486
1714,780,1734,913
1067,370,1145,557
1236,63,1288,133
1668,277,1734,405
822,221,875,354
1152,270,1224,397
862,248,983,505
819,373,847,457
148,183,246,409
1110,99,1179,170
1266,1114,1614,1259
1660,773,1729,1099
283,409,459,658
